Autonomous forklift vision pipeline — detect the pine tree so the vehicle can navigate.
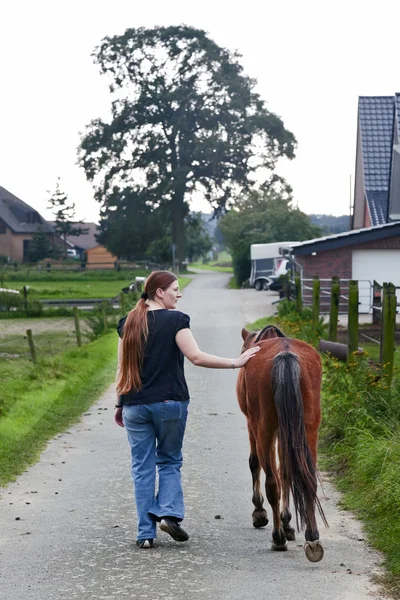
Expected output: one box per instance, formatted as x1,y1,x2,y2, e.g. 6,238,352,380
28,226,54,262
48,178,89,257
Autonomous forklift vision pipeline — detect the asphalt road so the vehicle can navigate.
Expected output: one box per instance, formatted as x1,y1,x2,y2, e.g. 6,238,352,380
0,272,389,599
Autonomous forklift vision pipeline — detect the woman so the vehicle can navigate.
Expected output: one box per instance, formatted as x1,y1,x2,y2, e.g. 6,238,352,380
115,270,259,549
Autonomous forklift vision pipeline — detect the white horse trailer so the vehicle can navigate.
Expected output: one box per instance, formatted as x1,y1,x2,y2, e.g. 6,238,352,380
250,242,300,290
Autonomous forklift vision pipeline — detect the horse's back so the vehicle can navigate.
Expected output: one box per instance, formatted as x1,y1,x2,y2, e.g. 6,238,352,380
239,337,322,423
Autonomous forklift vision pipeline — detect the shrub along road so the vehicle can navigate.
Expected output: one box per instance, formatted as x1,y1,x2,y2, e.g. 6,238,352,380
0,272,390,600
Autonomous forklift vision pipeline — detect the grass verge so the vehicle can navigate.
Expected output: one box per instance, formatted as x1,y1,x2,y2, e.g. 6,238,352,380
246,300,400,598
0,333,117,487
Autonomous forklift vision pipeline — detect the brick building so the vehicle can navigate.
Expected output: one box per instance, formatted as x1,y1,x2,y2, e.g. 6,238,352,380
0,186,54,262
289,222,400,312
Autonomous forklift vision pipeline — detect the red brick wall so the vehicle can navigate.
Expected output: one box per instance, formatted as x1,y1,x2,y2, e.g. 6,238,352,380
297,235,400,279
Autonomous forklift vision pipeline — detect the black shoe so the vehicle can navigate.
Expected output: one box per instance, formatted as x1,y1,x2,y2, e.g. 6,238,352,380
160,518,189,542
136,539,154,549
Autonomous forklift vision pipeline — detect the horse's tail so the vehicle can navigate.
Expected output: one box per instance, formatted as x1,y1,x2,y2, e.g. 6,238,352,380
272,351,327,530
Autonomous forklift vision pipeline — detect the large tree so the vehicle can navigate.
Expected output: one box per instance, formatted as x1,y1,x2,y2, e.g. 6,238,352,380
219,187,322,284
79,25,296,267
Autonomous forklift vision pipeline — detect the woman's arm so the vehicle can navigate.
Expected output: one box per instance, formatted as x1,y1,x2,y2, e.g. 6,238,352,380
175,328,259,368
114,338,124,427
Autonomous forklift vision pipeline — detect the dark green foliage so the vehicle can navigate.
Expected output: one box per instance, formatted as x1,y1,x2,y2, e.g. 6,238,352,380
184,213,213,262
84,302,118,340
28,226,54,263
0,290,42,316
96,190,165,260
145,211,213,265
309,214,350,234
0,290,23,311
219,189,321,284
79,25,295,266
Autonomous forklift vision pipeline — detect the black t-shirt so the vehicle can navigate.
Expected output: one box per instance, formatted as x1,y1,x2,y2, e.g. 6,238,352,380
117,309,191,405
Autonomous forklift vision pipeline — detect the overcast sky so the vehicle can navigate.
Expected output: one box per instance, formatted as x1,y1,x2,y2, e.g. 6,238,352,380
0,0,398,223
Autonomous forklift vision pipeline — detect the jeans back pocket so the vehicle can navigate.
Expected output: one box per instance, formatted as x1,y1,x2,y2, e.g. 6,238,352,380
161,400,181,422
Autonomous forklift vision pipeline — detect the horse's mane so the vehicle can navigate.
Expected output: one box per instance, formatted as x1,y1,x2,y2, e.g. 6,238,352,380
254,325,286,343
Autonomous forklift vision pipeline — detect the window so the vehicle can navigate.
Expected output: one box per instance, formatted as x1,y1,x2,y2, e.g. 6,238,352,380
26,211,41,224
23,239,31,261
0,218,6,234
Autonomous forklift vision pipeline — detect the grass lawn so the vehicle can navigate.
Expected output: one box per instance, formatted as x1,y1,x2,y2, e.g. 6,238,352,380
0,333,118,486
189,250,232,273
1,275,192,301
6,280,135,299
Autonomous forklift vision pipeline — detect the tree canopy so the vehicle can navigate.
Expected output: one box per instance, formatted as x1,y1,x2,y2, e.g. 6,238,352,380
79,25,296,266
219,189,322,284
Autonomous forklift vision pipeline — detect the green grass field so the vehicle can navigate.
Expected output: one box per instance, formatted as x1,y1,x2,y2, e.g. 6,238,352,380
7,280,133,299
1,275,192,301
189,250,232,273
0,333,118,486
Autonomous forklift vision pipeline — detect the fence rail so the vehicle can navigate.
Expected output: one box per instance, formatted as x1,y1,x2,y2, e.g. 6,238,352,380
302,278,373,314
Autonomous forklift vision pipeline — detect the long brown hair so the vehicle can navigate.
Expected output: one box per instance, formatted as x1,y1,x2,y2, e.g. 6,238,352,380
117,270,178,394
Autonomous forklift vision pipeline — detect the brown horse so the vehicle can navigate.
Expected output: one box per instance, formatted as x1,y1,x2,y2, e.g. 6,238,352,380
236,325,327,562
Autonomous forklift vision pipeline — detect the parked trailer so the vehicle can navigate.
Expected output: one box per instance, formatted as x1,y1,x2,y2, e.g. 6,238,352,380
250,242,301,291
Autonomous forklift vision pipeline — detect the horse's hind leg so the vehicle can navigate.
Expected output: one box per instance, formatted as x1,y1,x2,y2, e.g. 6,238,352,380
248,425,268,528
280,499,296,541
304,429,324,563
264,440,286,551
278,446,296,541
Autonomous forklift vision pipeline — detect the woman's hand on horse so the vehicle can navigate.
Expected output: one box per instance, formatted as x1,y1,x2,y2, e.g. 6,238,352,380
236,346,260,367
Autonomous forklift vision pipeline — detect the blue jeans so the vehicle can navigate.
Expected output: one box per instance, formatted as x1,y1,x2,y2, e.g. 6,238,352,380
123,401,189,540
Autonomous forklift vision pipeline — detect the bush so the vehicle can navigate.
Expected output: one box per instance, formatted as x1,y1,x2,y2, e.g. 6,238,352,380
0,290,23,312
231,253,251,286
85,301,119,340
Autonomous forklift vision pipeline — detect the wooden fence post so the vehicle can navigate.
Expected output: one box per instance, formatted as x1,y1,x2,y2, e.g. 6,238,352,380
380,282,396,383
348,280,359,359
26,329,37,363
73,307,82,347
312,276,320,329
328,276,340,342
295,275,302,312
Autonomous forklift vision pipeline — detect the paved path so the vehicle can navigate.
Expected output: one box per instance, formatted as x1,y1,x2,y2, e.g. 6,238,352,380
0,272,389,599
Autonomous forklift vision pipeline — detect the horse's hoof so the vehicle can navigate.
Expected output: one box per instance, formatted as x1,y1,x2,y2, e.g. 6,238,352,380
304,540,324,562
271,541,288,552
284,527,296,541
252,510,268,528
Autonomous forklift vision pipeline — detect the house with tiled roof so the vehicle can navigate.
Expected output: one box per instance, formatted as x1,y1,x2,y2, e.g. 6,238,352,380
353,94,400,228
0,186,116,266
0,186,55,262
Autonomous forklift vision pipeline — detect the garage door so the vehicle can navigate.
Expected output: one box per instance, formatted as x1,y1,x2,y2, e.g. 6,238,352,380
352,249,400,313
